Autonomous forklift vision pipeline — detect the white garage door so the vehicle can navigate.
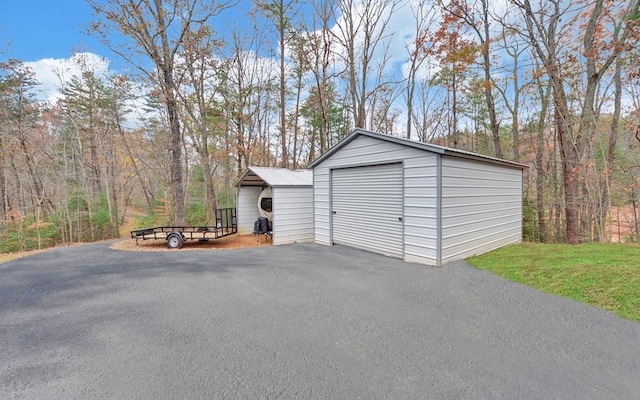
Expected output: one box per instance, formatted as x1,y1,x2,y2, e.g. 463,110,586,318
331,163,404,258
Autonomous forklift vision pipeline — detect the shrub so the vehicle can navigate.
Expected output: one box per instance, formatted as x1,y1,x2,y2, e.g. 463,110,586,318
0,218,62,253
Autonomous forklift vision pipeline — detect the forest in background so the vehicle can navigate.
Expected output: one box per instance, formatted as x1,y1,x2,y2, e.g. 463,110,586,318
1,0,639,252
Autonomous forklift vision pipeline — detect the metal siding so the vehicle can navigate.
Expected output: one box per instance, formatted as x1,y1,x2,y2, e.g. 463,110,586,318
237,186,262,234
436,155,442,267
272,187,314,245
313,169,331,245
441,157,523,263
312,135,439,265
442,195,522,208
404,158,439,265
309,129,526,170
332,164,404,258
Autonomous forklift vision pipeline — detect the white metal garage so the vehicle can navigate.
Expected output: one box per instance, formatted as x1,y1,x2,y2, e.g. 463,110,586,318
309,129,526,266
235,167,313,245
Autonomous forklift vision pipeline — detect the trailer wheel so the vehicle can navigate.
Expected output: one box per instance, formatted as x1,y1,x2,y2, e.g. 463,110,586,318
167,233,184,249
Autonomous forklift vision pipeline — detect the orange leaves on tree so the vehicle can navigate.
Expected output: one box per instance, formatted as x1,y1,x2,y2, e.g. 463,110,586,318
420,1,478,84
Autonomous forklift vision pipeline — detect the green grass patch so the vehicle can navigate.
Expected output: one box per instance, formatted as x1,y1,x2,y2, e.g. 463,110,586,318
467,243,640,322
1,219,61,253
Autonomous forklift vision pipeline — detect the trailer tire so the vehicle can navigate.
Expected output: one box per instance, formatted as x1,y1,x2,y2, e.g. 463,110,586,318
167,233,184,249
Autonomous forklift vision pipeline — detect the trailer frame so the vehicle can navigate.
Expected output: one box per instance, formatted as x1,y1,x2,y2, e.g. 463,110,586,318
130,208,237,249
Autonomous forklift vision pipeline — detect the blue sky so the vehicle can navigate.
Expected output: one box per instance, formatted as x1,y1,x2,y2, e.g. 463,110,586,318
1,0,421,106
0,0,113,62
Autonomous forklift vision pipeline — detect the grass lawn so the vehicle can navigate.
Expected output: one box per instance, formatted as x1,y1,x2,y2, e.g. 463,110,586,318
467,242,640,322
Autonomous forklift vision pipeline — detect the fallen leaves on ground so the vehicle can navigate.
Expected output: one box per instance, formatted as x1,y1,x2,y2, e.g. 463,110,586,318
110,234,272,252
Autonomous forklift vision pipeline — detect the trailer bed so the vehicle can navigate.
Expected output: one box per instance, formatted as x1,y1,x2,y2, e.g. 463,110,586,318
130,208,237,248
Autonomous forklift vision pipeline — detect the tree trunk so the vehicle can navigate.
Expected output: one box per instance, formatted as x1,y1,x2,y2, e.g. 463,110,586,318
203,159,218,223
279,19,288,168
511,57,520,162
596,58,622,241
157,2,185,226
19,137,53,216
0,139,8,220
535,83,550,242
553,87,581,244
480,0,501,158
167,89,185,226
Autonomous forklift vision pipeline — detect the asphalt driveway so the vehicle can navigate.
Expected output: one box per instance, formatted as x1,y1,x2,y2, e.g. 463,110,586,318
1,242,639,399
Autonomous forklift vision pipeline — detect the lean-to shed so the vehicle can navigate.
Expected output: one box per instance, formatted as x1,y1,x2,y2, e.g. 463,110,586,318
308,129,527,266
235,166,313,245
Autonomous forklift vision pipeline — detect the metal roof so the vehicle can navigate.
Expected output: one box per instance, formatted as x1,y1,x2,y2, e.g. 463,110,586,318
308,128,528,170
235,166,313,187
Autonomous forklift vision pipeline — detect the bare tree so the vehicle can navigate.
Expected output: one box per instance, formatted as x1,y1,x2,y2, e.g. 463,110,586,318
495,27,528,162
404,0,438,139
255,0,299,168
440,0,503,157
511,0,640,243
301,0,339,158
220,25,279,173
88,0,233,225
332,0,402,129
0,60,53,219
176,25,224,222
413,79,447,143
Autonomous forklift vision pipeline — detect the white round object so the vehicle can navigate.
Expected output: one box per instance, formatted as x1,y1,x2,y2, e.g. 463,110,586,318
258,188,273,221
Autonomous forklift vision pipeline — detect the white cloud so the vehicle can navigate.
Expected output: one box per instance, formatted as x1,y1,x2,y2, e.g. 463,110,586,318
25,52,110,104
23,53,150,129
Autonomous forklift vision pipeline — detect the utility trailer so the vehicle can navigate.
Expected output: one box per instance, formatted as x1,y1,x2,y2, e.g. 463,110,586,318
130,208,237,249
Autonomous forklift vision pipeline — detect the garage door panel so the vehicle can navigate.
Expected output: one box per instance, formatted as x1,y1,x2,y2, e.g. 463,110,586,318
331,164,403,258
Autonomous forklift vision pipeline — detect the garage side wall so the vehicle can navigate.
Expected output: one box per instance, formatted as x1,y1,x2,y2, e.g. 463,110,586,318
272,187,314,245
313,135,439,265
237,186,262,234
440,157,523,263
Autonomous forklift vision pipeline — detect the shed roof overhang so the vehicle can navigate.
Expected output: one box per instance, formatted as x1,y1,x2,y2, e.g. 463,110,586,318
235,166,313,188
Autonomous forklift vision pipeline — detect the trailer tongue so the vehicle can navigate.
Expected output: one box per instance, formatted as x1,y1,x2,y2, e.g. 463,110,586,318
130,208,237,249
